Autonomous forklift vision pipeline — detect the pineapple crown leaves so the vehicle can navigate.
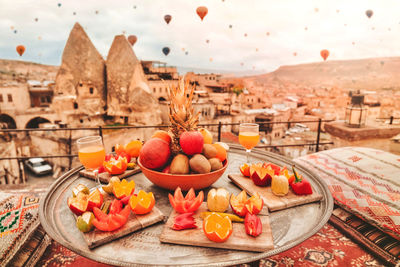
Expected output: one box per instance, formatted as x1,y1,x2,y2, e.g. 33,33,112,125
167,78,200,133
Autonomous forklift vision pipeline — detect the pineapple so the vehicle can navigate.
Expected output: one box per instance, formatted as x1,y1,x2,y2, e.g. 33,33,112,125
168,79,200,155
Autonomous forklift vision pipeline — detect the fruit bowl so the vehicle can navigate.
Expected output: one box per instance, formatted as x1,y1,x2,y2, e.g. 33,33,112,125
138,157,228,191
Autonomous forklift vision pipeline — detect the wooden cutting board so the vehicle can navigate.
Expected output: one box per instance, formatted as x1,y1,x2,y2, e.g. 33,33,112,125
79,165,141,184
79,205,164,249
159,203,274,252
228,174,323,212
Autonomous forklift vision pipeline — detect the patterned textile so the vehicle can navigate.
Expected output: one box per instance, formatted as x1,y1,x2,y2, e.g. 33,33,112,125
331,206,400,266
38,241,110,267
295,146,400,240
37,223,384,267
0,187,50,266
262,223,384,267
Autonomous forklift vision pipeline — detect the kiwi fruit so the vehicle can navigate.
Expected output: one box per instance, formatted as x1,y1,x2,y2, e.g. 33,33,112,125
209,158,223,171
170,154,189,174
202,144,217,159
189,154,211,174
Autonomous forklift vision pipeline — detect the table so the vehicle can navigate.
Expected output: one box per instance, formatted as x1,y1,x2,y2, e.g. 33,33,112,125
39,145,333,266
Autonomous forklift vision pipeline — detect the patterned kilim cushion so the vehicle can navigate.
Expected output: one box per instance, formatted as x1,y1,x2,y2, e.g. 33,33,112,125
0,187,50,266
295,147,400,240
331,206,400,266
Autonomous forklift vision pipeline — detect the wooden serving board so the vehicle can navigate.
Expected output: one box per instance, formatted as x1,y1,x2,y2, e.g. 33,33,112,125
79,205,164,249
228,174,323,212
159,203,274,252
79,166,141,184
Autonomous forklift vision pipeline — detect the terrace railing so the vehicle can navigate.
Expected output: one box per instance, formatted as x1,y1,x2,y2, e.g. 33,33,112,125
0,119,334,180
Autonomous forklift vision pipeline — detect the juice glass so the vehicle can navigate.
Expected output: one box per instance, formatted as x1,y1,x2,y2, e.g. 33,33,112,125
239,123,260,163
77,136,105,186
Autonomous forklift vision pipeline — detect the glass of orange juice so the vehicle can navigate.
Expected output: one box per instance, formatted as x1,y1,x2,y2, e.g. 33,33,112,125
239,123,260,163
77,136,106,186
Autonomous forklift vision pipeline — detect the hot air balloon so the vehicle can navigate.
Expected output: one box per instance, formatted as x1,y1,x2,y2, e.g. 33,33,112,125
16,45,25,56
366,10,373,18
164,15,172,24
162,47,170,56
196,6,208,21
128,35,137,46
320,49,329,61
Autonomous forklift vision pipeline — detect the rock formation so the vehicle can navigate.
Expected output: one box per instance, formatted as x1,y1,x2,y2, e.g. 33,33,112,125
106,35,161,125
52,22,106,125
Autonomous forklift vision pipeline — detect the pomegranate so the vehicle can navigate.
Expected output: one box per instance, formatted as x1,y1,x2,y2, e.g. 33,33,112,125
139,138,170,169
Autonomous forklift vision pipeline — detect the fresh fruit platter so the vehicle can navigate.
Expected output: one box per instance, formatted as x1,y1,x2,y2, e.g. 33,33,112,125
66,176,164,249
39,145,333,266
160,187,274,252
228,162,323,211
138,81,228,190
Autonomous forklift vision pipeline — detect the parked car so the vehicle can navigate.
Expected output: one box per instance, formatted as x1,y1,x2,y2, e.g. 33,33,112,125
25,158,53,176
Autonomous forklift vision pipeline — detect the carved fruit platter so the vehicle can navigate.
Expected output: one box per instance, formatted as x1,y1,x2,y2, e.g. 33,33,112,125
39,145,333,266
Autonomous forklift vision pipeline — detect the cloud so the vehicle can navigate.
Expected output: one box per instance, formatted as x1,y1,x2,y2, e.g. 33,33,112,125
1,0,400,73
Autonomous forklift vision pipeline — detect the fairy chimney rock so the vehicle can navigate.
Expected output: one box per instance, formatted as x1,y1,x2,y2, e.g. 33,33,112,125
106,35,161,125
52,22,106,124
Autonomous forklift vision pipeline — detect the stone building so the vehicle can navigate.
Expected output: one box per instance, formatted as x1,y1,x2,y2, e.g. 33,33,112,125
141,61,179,102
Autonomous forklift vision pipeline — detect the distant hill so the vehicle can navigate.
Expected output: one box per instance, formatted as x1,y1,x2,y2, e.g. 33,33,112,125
248,57,400,91
0,59,58,81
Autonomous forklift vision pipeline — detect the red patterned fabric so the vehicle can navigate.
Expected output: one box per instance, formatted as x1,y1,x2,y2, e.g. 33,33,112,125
263,223,384,266
295,147,400,240
38,223,384,266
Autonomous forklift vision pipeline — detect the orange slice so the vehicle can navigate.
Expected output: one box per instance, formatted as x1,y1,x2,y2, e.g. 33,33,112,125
203,213,233,243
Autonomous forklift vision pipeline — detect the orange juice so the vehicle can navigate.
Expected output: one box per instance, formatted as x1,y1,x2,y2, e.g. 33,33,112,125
239,132,260,150
78,145,105,170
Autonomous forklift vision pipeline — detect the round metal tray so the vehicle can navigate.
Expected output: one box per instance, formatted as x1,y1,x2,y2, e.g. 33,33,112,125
39,145,333,266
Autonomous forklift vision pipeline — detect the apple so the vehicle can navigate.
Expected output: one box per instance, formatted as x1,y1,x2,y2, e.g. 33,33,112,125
67,192,89,215
244,193,263,215
162,165,171,173
230,190,248,217
179,131,204,155
250,163,274,186
87,189,104,212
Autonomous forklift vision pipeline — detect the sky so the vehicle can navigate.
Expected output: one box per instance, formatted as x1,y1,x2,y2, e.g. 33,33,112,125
1,0,400,74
